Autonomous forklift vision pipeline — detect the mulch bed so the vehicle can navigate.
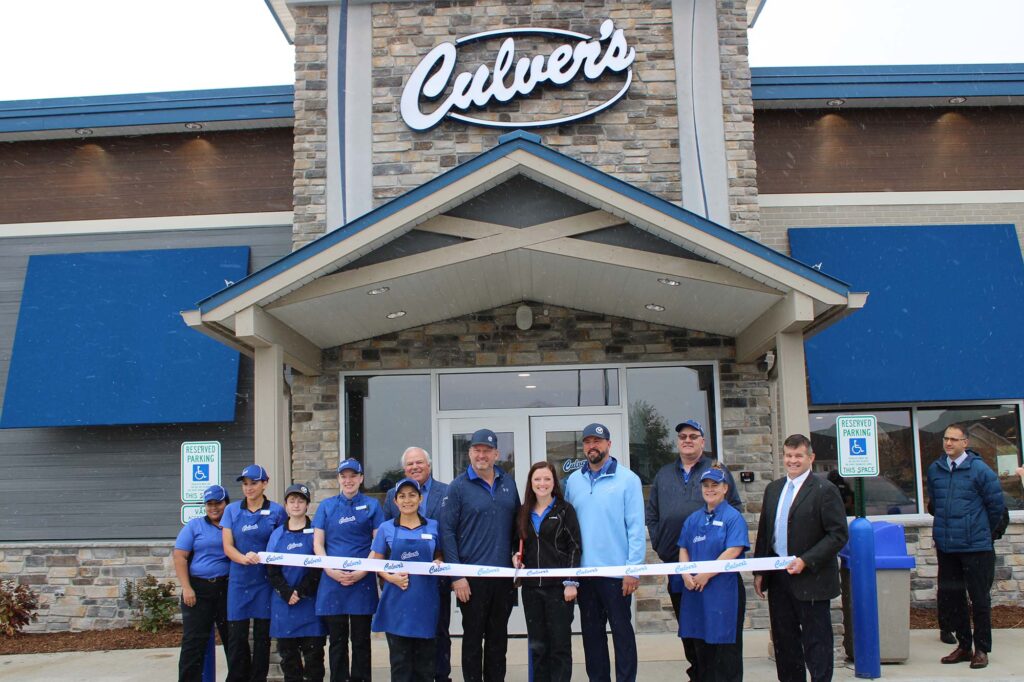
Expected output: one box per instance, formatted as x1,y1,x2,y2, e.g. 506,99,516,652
3,608,1023,655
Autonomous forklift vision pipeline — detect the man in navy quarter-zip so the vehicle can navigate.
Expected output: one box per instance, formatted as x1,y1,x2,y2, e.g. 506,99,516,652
564,423,644,682
440,429,520,682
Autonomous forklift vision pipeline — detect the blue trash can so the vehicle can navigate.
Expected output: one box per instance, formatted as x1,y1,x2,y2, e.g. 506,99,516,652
839,521,916,663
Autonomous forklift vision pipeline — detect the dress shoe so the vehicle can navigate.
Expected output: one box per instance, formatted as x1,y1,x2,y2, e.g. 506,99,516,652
941,646,973,664
970,651,988,669
940,629,956,644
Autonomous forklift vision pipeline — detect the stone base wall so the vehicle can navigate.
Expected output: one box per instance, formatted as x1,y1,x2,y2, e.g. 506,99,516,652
1,541,174,633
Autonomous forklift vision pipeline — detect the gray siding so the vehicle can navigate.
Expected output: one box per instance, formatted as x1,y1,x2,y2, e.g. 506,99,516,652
0,225,292,541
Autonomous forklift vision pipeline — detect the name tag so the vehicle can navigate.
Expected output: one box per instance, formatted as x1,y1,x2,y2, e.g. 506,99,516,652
303,528,315,534
712,520,724,527
260,509,271,516
355,505,368,510
421,534,433,540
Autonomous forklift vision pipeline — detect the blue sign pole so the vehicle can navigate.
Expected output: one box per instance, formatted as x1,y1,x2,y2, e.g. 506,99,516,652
202,625,216,682
849,514,881,679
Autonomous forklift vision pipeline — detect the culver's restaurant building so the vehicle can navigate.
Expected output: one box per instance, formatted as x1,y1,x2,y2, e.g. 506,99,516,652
1,0,1022,636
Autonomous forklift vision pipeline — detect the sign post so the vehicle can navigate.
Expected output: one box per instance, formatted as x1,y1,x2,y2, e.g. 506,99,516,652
835,415,881,679
181,441,221,521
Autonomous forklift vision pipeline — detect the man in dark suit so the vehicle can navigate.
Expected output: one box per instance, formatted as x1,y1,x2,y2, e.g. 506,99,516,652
754,434,848,682
383,446,452,682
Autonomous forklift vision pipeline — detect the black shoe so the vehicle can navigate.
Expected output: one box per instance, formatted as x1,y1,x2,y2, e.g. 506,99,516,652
940,629,956,645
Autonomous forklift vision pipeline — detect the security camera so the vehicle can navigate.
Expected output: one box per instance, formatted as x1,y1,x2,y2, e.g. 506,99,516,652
758,350,776,373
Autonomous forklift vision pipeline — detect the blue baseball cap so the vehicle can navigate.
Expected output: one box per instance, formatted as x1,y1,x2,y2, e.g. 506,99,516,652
284,483,311,502
675,419,705,437
469,429,498,447
337,458,363,474
582,423,611,440
236,464,269,482
395,477,421,493
203,485,229,503
700,468,726,484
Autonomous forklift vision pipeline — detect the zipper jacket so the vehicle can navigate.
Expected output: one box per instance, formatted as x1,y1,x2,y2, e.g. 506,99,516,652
520,498,583,588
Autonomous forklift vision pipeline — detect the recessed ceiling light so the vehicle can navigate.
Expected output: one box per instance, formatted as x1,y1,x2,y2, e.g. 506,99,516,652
74,128,93,136
524,385,537,389
184,122,204,130
948,96,967,104
518,373,530,377
658,277,681,287
826,99,845,107
385,310,406,319
645,303,665,312
367,286,390,295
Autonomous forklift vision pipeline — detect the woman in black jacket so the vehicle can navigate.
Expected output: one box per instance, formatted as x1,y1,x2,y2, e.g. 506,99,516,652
513,461,583,682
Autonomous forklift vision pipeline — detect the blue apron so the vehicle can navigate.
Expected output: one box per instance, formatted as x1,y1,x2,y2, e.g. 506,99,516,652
225,499,285,621
314,494,382,616
268,525,327,639
371,520,439,639
677,505,747,644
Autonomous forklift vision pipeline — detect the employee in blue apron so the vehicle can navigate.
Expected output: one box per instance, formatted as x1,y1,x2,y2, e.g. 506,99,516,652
267,483,327,682
313,458,384,682
174,484,231,682
676,465,749,682
222,464,287,682
370,477,444,682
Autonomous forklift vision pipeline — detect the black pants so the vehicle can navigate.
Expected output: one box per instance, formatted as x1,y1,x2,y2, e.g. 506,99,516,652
456,577,515,682
278,636,327,682
435,580,452,682
178,577,229,682
766,573,833,682
324,614,372,682
669,585,698,682
689,580,745,682
386,633,436,682
226,617,271,682
577,577,637,682
521,585,574,682
937,549,996,653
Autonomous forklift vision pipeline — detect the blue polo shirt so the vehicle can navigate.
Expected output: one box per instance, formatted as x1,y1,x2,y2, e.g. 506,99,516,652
312,492,384,558
441,465,520,568
175,516,229,579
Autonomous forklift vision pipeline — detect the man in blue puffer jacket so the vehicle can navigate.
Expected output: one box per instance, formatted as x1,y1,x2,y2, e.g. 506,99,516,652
926,422,1005,670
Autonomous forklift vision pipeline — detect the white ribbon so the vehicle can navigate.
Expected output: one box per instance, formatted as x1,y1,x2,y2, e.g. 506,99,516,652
258,552,796,578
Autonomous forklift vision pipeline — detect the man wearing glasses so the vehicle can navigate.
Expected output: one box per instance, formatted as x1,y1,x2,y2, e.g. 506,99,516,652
926,423,1005,670
645,419,741,681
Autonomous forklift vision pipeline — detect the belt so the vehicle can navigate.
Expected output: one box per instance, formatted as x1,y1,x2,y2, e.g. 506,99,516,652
193,575,228,583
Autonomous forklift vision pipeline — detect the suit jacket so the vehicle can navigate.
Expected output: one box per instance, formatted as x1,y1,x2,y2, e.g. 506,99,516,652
754,472,848,601
383,476,449,522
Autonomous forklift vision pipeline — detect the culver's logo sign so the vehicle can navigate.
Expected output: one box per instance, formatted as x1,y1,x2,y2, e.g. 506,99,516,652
401,20,635,131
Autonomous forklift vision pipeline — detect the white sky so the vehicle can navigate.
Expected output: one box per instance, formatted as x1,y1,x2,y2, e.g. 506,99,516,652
1,0,1024,101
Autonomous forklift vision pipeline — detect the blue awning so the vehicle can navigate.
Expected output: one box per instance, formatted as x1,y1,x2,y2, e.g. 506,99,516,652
1,246,249,428
789,225,1024,405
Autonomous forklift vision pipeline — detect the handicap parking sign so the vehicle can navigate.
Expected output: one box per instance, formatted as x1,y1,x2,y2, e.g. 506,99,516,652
192,464,210,482
181,441,221,502
849,438,867,456
836,416,878,477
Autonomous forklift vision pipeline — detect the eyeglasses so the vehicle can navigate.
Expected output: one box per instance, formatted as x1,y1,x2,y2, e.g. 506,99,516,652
941,436,966,442
677,433,702,442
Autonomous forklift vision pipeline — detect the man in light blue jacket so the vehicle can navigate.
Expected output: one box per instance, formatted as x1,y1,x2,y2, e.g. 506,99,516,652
564,423,645,682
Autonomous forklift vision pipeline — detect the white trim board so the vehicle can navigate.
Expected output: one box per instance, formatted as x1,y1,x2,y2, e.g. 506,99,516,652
760,190,1024,207
0,212,294,239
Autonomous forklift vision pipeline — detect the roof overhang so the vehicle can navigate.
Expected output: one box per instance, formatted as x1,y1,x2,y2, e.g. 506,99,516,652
183,131,865,373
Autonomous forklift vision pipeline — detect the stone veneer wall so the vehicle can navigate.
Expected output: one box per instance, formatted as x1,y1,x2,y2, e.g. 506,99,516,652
291,4,329,250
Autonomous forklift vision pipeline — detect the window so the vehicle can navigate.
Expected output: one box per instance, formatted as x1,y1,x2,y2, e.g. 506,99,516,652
917,405,1023,511
343,375,432,497
438,369,618,410
625,365,716,487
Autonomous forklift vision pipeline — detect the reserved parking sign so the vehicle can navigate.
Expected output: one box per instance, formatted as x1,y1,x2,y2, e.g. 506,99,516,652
836,415,879,477
181,441,221,502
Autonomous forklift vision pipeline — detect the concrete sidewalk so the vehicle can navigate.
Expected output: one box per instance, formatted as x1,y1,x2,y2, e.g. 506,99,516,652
1,630,1021,681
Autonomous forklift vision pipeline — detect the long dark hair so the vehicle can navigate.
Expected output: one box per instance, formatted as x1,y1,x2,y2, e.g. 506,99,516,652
516,461,564,541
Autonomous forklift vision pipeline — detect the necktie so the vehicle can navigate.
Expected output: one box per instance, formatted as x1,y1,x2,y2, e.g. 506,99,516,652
775,481,796,557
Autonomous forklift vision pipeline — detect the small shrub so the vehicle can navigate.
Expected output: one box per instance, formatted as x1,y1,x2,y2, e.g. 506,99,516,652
0,579,40,636
124,575,177,633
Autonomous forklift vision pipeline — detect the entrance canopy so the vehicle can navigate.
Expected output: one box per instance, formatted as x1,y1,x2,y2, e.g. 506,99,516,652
183,131,865,372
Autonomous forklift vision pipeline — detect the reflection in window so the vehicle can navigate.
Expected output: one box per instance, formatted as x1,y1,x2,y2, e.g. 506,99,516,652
344,375,431,497
439,369,618,410
917,405,1023,511
810,410,916,515
625,365,716,487
451,431,516,480
543,430,587,484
